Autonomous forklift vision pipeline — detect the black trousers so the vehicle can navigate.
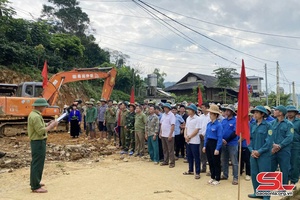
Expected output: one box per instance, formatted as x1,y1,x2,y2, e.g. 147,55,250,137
158,137,164,160
206,139,222,181
30,139,46,190
175,134,185,157
240,147,251,176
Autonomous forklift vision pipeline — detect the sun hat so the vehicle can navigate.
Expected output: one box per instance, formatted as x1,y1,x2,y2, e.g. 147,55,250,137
286,105,298,113
251,105,268,116
100,98,107,102
222,105,237,115
148,101,154,105
163,103,172,110
186,103,197,112
113,101,118,105
264,106,272,114
86,101,94,105
90,98,95,102
129,103,136,108
274,105,287,115
96,101,101,104
207,104,221,114
32,98,49,107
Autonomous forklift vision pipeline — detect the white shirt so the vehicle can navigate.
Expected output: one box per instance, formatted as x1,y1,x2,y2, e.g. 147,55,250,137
186,115,201,144
160,111,176,137
199,113,210,136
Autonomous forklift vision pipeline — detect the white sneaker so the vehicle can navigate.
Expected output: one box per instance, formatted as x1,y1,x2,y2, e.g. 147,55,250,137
211,180,220,185
207,179,215,184
245,175,251,181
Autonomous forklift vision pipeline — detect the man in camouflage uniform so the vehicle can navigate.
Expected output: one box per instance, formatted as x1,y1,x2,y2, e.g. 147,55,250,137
143,100,150,116
119,102,129,150
123,103,136,155
104,100,117,144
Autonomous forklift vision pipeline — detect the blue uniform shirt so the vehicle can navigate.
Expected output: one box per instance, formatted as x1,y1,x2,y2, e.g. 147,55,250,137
289,118,300,149
248,120,273,156
271,119,294,151
266,115,275,122
241,139,247,148
221,117,237,146
204,120,223,151
174,114,184,136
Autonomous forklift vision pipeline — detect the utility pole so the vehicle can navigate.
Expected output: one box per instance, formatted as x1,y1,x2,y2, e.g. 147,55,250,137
293,81,296,106
276,61,280,106
265,64,268,106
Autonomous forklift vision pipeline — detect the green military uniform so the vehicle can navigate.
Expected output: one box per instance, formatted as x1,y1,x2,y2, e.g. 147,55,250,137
120,109,129,149
124,111,135,152
104,106,116,141
145,113,160,162
248,106,273,200
134,112,147,156
86,105,98,136
144,107,150,116
28,99,48,191
287,106,300,184
271,118,294,185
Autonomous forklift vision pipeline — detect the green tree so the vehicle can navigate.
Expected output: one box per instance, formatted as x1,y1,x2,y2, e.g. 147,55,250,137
49,33,85,69
213,67,237,103
153,68,166,88
34,44,45,68
0,0,15,17
41,0,89,36
250,92,291,107
109,50,130,68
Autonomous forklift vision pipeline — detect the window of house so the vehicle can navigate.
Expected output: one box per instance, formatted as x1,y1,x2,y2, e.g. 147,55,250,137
252,85,258,90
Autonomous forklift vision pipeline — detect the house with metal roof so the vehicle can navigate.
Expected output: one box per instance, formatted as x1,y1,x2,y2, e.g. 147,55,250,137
164,72,238,103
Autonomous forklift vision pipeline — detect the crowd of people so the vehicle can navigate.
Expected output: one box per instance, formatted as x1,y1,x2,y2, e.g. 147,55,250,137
2,97,297,196
61,98,300,199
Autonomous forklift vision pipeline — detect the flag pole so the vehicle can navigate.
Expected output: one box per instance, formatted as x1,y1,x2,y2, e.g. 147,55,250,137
237,134,242,200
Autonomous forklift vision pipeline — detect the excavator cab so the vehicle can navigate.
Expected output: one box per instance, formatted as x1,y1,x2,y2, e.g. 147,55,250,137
15,82,43,97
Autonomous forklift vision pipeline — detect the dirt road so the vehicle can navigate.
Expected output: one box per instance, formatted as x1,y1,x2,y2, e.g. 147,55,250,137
0,154,284,200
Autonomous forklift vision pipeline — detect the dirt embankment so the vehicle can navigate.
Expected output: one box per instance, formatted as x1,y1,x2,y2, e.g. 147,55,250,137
0,67,91,107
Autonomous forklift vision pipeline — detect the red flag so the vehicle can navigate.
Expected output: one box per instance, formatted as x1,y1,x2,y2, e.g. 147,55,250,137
41,60,48,89
198,86,203,106
236,60,250,144
130,86,135,104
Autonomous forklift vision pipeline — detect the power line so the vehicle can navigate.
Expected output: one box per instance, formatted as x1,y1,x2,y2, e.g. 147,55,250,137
99,34,208,55
79,0,130,2
132,0,243,67
101,41,214,68
144,1,300,39
80,5,300,51
121,2,175,46
134,0,276,63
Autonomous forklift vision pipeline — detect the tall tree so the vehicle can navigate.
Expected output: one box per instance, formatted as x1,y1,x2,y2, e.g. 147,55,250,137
213,67,237,103
153,68,167,89
0,0,15,18
41,0,89,36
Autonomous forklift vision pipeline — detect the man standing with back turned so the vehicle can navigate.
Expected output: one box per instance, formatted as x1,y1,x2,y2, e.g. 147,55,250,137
271,105,293,185
28,98,58,193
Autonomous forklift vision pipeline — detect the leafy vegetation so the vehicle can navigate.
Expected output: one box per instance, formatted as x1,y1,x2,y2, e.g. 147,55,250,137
213,67,237,104
0,0,161,102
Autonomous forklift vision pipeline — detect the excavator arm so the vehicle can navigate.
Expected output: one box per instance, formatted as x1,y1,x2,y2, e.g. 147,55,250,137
42,67,117,106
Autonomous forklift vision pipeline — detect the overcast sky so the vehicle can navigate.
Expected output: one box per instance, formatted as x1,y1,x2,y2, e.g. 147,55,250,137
11,0,300,94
